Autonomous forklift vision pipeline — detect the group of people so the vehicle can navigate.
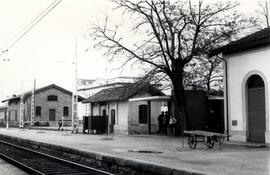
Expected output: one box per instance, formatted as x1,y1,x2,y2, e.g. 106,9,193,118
157,111,177,136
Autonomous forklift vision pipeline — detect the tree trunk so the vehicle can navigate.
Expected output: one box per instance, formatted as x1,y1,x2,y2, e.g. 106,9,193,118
171,69,188,150
207,81,211,93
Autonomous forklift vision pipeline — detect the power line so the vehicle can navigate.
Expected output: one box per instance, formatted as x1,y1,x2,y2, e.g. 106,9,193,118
0,0,62,58
1,0,60,50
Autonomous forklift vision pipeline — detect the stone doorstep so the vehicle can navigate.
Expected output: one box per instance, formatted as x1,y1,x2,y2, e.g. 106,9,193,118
224,141,267,148
0,134,204,175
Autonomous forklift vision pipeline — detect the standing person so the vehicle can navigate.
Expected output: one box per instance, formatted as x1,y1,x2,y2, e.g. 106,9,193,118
157,111,165,135
169,114,177,136
163,111,170,135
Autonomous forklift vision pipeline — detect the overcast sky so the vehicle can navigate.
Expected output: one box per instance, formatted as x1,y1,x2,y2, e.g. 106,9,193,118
0,0,261,102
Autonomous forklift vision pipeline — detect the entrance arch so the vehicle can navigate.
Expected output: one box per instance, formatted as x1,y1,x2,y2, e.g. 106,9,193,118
247,74,266,143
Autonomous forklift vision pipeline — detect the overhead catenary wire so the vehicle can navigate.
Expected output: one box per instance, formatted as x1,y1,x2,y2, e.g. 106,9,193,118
0,0,62,58
1,0,59,50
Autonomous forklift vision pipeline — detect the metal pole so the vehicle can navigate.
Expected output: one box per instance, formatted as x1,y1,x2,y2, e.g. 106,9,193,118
224,58,230,141
61,115,64,131
19,96,24,129
19,81,24,129
72,38,78,133
30,79,36,126
6,101,8,129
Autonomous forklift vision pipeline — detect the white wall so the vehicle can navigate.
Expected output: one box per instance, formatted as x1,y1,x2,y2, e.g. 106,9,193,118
115,101,128,133
226,45,270,143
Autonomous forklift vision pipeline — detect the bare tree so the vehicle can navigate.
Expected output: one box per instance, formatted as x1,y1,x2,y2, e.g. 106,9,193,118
91,0,255,148
184,55,223,92
257,0,270,28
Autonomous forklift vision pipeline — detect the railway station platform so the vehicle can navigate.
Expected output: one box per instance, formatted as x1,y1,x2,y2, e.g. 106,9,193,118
0,127,269,175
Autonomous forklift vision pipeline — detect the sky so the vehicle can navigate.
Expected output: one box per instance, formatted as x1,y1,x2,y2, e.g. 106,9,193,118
0,0,262,102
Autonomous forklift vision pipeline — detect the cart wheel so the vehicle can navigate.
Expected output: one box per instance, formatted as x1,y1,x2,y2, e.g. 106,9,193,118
188,135,197,149
205,137,215,148
218,136,225,144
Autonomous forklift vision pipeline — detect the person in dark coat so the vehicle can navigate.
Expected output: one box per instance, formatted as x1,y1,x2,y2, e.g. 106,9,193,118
157,111,165,135
163,111,170,135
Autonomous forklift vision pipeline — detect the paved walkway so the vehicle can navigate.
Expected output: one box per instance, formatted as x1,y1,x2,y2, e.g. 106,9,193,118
0,128,269,175
0,158,28,175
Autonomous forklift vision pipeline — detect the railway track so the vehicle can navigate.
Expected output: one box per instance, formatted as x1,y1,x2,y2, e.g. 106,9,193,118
0,140,113,175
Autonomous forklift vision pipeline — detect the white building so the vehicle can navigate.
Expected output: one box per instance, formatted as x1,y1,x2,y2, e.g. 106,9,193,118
211,28,270,144
82,83,170,134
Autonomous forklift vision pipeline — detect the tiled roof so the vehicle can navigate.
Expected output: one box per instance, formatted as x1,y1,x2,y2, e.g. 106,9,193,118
2,84,84,102
210,28,270,56
83,84,165,103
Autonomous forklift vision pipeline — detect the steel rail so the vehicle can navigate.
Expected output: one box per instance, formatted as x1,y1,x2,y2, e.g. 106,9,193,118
0,140,114,175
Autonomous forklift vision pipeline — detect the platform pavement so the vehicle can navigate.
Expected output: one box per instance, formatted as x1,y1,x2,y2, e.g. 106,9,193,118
0,127,269,175
0,158,28,175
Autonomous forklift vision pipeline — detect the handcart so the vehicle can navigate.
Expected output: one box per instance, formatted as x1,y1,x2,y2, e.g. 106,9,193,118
184,130,230,149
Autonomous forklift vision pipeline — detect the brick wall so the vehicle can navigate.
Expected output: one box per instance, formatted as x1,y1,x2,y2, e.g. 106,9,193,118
25,88,72,123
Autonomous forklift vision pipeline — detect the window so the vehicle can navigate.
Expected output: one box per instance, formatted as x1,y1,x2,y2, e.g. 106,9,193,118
63,106,69,116
161,101,168,107
36,106,41,116
102,109,106,117
139,105,148,124
15,110,17,121
47,95,58,101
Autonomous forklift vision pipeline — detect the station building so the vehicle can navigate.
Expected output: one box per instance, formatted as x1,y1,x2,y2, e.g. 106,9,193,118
211,28,270,144
83,83,170,135
2,84,83,127
0,106,7,126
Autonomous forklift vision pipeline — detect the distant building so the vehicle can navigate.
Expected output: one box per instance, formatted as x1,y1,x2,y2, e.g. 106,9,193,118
211,28,270,144
2,84,83,127
0,106,7,126
83,83,170,134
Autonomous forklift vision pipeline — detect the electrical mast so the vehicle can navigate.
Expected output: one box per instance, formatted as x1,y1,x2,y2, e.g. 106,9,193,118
72,39,78,133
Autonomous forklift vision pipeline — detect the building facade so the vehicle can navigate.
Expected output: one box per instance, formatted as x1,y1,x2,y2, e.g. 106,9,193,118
83,84,170,134
0,106,7,126
2,84,83,127
211,28,270,144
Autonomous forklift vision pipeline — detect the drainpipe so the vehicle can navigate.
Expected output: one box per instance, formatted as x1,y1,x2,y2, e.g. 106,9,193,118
224,56,230,141
148,101,151,135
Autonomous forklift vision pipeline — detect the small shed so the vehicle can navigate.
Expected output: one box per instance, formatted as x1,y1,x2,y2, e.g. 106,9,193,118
83,84,170,134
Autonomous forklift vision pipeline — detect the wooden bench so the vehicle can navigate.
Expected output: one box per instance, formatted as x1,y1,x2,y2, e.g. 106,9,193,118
184,130,230,150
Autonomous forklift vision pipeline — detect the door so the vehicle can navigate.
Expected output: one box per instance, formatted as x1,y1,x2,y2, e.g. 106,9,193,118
110,109,115,133
49,109,56,121
247,75,266,143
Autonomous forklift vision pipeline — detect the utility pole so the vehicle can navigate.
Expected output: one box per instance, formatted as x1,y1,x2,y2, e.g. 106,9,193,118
72,39,78,133
6,101,9,129
19,81,24,129
1,58,10,129
30,79,36,126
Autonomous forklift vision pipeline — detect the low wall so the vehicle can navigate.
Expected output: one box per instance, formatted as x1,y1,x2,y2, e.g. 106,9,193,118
0,134,203,175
